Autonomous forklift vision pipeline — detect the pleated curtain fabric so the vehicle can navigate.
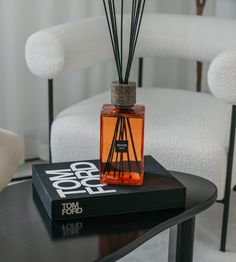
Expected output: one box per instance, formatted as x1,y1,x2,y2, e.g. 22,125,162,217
0,0,232,161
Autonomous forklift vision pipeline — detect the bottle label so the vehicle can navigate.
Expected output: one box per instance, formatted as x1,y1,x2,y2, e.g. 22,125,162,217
115,140,128,153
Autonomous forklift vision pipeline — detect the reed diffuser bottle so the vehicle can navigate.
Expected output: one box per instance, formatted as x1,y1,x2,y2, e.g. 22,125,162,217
100,0,146,185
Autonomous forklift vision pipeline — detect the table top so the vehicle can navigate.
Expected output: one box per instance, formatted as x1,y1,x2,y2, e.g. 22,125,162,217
0,172,217,262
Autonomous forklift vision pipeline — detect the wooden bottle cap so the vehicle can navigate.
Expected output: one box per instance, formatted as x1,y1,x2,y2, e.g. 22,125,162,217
111,81,136,107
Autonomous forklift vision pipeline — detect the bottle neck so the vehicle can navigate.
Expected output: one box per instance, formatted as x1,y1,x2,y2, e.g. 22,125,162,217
111,81,136,107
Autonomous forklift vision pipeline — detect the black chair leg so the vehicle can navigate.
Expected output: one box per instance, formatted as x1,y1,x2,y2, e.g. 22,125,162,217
233,185,236,191
138,57,143,88
221,198,231,251
220,105,236,251
48,79,54,163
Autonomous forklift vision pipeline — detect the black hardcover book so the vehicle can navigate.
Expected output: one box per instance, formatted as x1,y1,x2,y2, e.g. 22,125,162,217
32,155,186,221
33,187,183,241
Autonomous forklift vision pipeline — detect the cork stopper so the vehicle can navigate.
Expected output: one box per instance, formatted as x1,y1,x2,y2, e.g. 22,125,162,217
111,81,136,107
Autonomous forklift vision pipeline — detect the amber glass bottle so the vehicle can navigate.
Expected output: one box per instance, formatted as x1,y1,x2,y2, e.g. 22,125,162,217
100,81,145,185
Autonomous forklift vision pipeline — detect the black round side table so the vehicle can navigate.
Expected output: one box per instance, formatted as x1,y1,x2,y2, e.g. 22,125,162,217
0,172,217,262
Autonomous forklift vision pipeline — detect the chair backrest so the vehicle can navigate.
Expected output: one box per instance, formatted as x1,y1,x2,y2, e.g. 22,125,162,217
139,14,236,61
25,13,236,79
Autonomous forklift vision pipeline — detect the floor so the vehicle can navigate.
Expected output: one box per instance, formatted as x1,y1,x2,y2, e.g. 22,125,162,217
13,161,236,262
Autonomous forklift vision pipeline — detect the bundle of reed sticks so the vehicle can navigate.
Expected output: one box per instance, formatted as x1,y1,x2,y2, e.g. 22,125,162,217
103,0,146,84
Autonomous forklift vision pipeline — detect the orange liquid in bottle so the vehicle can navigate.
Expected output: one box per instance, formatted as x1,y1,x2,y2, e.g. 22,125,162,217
100,104,145,185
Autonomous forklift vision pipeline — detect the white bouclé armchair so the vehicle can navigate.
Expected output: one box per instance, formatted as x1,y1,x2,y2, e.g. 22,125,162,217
25,13,236,251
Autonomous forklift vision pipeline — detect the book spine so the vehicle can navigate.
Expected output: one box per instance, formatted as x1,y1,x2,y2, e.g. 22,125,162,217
32,166,53,219
50,188,185,221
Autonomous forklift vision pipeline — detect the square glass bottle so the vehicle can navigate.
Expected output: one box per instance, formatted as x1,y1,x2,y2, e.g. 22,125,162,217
100,81,145,185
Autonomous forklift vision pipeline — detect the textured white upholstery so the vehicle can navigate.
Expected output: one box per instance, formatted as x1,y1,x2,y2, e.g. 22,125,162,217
208,50,236,105
25,16,111,79
51,88,234,199
25,14,236,78
0,129,24,191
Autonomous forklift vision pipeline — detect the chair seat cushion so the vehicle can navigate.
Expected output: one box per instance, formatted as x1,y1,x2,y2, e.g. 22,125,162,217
51,87,234,199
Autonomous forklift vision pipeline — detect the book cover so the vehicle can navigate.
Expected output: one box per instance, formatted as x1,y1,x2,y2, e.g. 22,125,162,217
32,155,186,221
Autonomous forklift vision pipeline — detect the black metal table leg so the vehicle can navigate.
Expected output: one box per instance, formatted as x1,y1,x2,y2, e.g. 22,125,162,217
168,217,196,262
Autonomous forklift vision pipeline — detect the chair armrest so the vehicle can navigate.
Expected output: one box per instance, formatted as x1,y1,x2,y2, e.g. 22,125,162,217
208,50,236,105
25,16,112,79
0,129,24,191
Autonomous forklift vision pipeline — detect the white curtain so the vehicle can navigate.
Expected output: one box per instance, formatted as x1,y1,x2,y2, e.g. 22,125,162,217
0,0,231,161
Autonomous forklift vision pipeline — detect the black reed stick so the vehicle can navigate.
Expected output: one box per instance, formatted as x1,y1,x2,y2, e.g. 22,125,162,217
126,117,141,175
125,0,146,83
104,115,121,173
110,0,121,70
103,0,122,82
123,117,131,173
125,0,140,83
120,0,124,78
